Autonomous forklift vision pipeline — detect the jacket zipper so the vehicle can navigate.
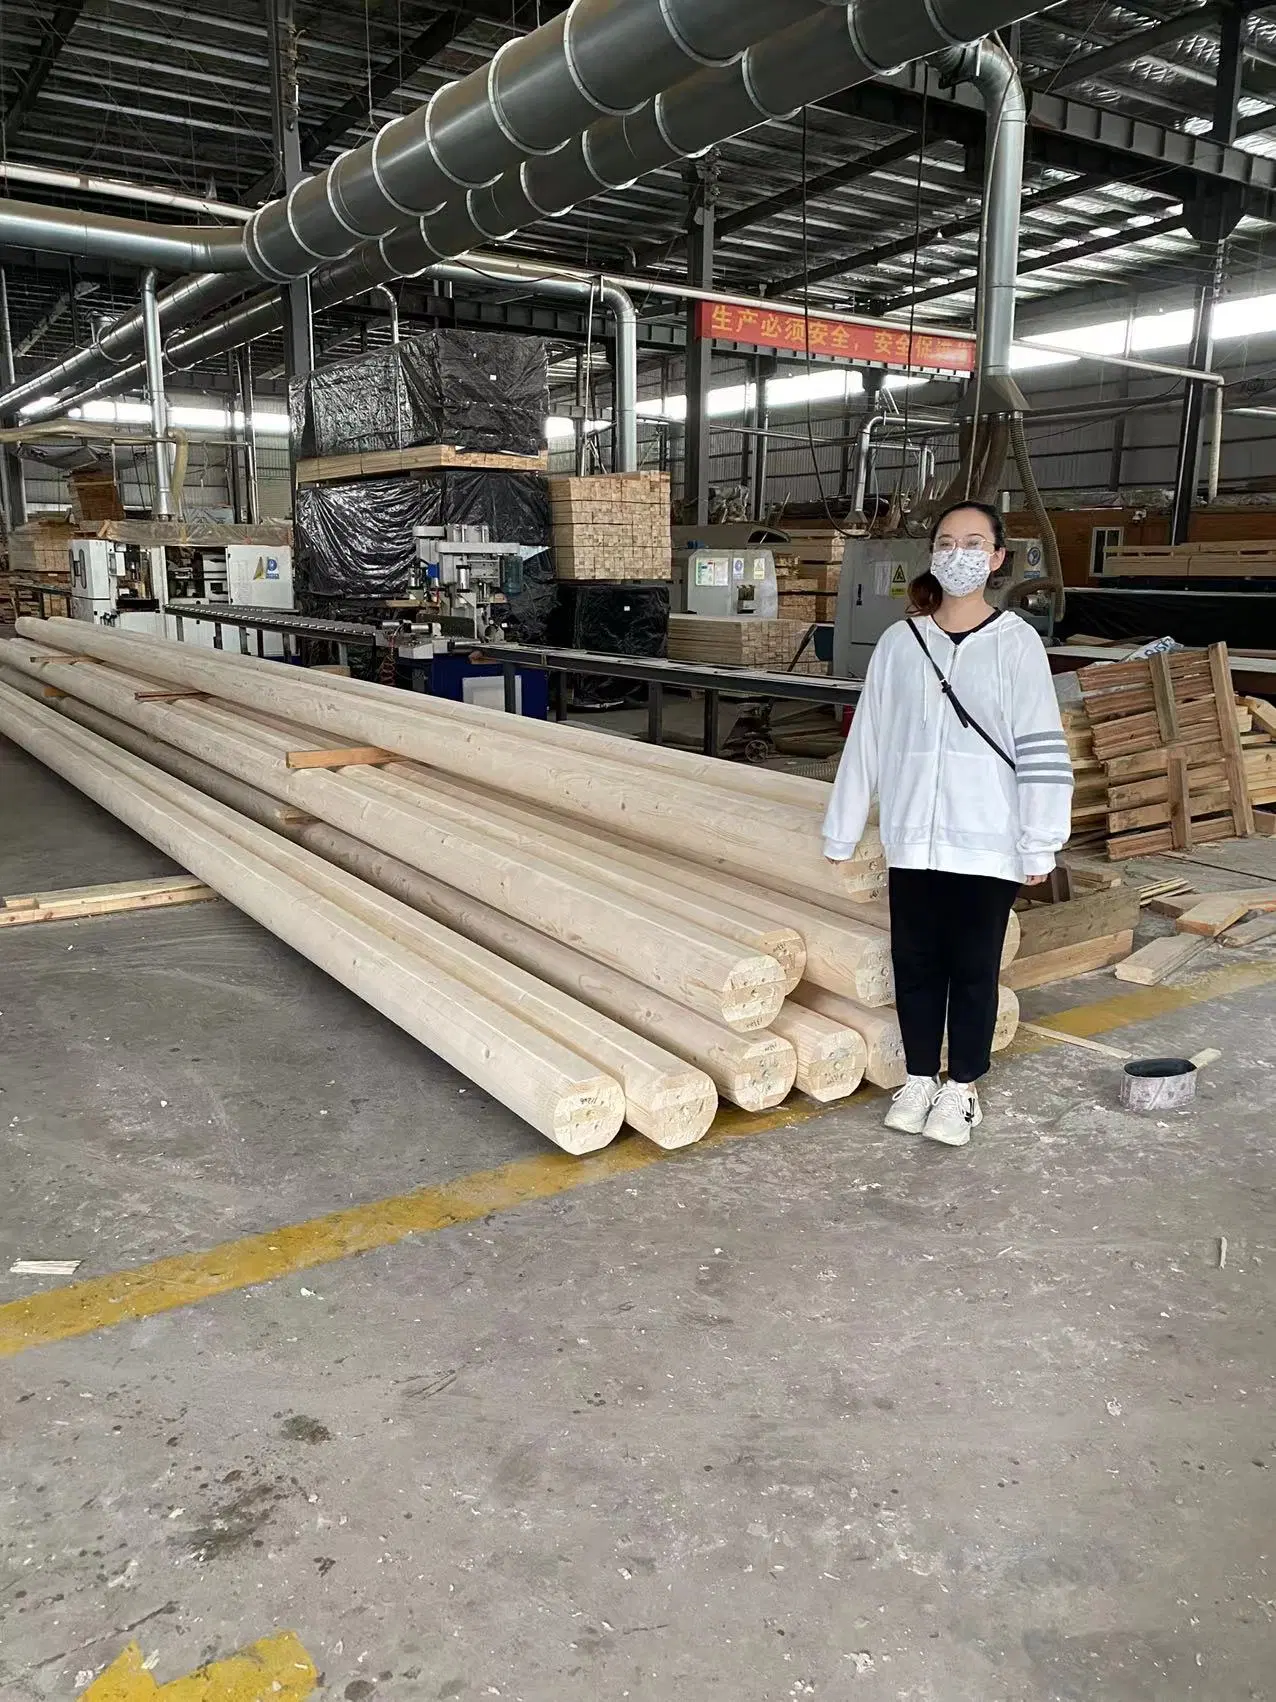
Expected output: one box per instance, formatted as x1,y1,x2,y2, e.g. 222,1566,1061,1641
926,622,956,862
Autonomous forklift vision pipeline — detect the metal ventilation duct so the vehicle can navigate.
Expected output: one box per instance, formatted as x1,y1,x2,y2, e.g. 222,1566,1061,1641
74,0,1038,392
0,0,816,286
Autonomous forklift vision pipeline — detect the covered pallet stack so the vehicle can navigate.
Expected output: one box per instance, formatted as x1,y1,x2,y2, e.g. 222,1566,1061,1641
548,472,671,581
667,613,824,674
0,619,1022,1157
7,518,76,621
1079,643,1254,858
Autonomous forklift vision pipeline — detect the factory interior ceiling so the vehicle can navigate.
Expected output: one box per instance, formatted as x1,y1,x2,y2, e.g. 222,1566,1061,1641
4,0,1276,392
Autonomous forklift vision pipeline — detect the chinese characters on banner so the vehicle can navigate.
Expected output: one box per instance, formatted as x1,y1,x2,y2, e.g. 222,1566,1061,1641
694,301,975,375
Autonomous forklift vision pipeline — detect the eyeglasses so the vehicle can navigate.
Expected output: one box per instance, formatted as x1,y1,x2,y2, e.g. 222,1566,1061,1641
935,533,996,550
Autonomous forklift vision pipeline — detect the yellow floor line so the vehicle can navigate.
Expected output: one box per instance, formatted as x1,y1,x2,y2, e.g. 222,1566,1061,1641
3,959,1274,1362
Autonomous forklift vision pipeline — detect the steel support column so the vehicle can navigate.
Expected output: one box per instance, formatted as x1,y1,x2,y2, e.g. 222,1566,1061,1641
751,354,777,522
1171,23,1247,543
235,346,260,524
268,0,313,386
0,269,25,531
683,154,718,525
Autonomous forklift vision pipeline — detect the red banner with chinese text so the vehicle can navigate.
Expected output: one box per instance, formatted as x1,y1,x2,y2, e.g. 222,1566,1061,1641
695,300,975,374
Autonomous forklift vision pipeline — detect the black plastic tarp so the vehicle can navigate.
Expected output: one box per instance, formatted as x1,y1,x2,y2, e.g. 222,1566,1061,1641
295,469,555,639
291,331,549,460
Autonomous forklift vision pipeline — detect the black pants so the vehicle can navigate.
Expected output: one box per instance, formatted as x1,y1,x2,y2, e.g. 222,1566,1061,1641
888,867,1021,1084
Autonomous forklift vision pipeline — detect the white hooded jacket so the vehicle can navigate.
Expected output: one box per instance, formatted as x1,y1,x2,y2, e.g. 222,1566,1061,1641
823,611,1073,883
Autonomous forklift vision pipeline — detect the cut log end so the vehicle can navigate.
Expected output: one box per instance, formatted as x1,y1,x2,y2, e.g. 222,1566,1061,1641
770,1004,868,1102
628,1072,720,1149
551,1077,629,1154
716,957,789,1031
720,1034,798,1111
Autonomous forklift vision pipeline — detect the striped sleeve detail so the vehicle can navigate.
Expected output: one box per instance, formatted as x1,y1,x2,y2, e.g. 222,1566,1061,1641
1015,730,1073,785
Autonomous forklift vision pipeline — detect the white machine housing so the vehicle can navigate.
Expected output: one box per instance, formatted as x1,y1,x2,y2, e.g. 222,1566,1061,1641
69,539,167,635
831,535,1048,676
162,544,294,657
674,547,778,617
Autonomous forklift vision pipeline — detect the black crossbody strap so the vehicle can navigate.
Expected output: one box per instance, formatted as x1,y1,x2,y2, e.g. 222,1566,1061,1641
905,619,1017,772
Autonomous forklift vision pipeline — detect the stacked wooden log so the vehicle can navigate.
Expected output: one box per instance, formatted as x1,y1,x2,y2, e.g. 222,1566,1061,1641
0,619,1023,1152
548,472,671,581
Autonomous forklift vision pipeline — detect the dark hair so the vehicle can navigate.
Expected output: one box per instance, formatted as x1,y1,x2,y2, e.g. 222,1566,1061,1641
908,500,1007,615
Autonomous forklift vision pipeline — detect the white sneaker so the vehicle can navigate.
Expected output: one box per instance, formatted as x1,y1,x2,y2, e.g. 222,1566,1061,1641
922,1081,983,1147
884,1074,939,1134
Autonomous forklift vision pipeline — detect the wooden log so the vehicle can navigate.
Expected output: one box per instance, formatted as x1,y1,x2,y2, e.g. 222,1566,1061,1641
768,1004,867,1102
66,738,717,1151
1114,933,1208,985
791,987,908,1088
0,682,625,1153
0,640,784,1031
362,763,806,992
20,620,884,906
368,764,897,1002
355,872,796,1113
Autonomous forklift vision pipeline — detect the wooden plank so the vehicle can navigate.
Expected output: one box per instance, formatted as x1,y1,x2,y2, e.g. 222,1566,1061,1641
1219,914,1276,948
1113,933,1209,985
1107,760,1228,811
295,444,549,484
1254,809,1276,836
1015,882,1139,960
0,874,215,927
1106,815,1237,859
1107,784,1232,835
1167,747,1193,849
1001,929,1134,991
1149,652,1180,744
1103,741,1225,784
1246,696,1276,737
1210,642,1256,837
1174,894,1254,937
1145,892,1201,919
285,745,394,769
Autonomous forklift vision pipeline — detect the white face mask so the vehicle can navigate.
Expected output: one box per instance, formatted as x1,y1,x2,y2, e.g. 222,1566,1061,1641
930,545,992,597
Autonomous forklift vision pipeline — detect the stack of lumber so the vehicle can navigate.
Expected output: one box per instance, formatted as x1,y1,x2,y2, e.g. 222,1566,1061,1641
7,518,76,620
667,613,824,675
775,573,837,624
548,472,671,581
67,465,125,524
11,618,1011,1156
1062,704,1109,848
1078,643,1254,858
1116,883,1276,982
1102,541,1276,580
776,525,845,592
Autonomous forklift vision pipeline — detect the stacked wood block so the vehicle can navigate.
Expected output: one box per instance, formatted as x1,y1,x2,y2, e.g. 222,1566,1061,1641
548,471,671,581
667,613,824,674
1062,705,1109,848
7,518,77,621
777,526,845,593
295,444,549,485
775,573,837,624
68,465,125,524
1103,541,1276,580
1078,644,1254,858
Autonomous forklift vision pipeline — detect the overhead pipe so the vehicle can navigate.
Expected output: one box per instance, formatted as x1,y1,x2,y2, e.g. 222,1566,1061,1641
0,0,816,290
0,160,253,221
0,0,817,422
140,271,173,520
0,271,246,421
36,0,1031,428
374,284,401,344
0,198,250,272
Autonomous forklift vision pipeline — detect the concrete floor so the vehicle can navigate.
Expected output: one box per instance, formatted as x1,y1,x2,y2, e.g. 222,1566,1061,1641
3,732,1275,1702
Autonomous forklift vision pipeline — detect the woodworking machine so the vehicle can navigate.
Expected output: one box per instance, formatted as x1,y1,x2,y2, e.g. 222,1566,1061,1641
411,524,527,642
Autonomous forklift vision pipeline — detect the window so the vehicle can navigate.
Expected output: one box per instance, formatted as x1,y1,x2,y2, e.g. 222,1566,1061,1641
1090,526,1124,577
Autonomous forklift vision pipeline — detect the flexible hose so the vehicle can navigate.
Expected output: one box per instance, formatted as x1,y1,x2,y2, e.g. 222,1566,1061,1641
976,416,1011,505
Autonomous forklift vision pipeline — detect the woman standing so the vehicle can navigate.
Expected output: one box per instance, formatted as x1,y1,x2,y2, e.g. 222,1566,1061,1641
823,501,1072,1146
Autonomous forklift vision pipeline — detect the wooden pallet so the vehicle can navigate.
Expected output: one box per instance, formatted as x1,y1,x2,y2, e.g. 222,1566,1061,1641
1078,644,1254,858
295,443,549,484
